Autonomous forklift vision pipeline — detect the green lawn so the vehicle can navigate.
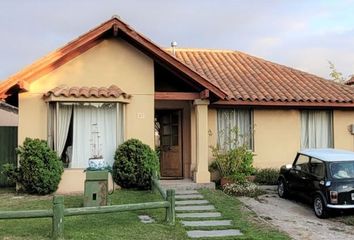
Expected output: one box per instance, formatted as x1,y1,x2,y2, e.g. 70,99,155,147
0,188,290,240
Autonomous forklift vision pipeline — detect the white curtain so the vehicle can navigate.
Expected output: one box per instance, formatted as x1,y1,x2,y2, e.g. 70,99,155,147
54,104,72,157
71,103,120,168
301,110,333,149
217,109,252,150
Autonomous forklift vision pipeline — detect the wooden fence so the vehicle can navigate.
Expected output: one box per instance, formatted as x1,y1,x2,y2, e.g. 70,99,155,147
0,126,18,187
0,179,175,239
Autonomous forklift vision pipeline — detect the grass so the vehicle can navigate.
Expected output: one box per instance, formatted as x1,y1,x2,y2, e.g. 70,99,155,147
0,187,290,240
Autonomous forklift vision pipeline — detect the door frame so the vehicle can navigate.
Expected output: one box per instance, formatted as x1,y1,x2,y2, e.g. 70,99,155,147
155,108,184,179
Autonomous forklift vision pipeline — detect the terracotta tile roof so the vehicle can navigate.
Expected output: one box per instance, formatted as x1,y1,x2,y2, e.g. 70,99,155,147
43,85,131,99
168,48,354,104
345,76,354,86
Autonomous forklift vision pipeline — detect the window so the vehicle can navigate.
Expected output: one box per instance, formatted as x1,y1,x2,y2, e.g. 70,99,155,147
301,110,333,149
294,154,310,173
48,102,124,168
330,162,354,179
217,109,253,150
310,158,325,178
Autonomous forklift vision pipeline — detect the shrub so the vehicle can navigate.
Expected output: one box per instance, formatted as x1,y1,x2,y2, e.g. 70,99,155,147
113,139,159,189
223,182,265,197
211,145,255,183
210,127,255,183
254,168,279,185
2,138,64,194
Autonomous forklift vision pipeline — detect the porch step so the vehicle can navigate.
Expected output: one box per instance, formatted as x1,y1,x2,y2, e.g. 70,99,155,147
176,205,215,212
181,220,232,227
159,179,215,191
176,212,222,219
175,190,199,195
175,200,209,206
175,194,204,200
187,229,243,238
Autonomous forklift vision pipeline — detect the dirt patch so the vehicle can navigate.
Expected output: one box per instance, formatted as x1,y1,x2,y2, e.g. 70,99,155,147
238,194,354,240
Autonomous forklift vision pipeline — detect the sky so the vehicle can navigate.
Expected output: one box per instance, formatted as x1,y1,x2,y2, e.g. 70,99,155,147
0,0,354,81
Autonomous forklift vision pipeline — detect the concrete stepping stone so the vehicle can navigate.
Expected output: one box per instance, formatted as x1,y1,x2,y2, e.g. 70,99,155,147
177,212,221,218
176,205,215,211
175,200,209,206
175,190,199,195
175,194,204,200
187,229,243,238
138,215,154,224
181,220,232,227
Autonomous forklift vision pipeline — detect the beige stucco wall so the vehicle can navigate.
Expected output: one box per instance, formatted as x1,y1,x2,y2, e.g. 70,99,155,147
207,108,301,169
18,38,155,193
208,108,354,170
208,108,217,165
0,109,18,126
253,109,301,168
333,110,354,151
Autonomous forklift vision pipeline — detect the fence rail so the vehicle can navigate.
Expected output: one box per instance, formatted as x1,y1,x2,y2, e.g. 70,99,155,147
0,180,175,239
152,178,167,199
0,209,53,219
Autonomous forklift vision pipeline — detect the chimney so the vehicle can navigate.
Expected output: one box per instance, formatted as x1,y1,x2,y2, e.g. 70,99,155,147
171,41,177,56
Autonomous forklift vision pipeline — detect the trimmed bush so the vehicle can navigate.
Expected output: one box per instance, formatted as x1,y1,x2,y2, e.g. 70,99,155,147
2,138,64,194
113,139,159,189
254,168,279,185
223,182,265,197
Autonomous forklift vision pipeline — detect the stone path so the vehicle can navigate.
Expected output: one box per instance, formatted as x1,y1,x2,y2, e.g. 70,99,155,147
173,189,243,238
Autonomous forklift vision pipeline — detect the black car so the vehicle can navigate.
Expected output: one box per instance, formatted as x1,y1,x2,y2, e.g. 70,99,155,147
278,149,354,218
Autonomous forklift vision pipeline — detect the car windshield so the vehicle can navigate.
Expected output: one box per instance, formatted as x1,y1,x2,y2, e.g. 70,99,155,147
330,161,354,179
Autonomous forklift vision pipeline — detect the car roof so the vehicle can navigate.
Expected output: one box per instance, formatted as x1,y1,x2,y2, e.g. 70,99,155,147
299,149,354,162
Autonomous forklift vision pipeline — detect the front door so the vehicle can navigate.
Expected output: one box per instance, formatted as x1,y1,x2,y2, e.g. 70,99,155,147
155,110,183,178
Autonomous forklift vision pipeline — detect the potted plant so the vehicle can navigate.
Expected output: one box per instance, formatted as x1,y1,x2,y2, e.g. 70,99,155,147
88,123,105,169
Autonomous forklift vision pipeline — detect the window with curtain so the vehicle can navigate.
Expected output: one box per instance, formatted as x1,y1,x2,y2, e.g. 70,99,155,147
48,102,124,168
217,108,253,150
300,110,333,149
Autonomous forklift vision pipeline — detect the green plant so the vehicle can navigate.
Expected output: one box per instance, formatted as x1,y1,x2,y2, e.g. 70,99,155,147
223,181,265,197
113,139,159,189
210,127,255,183
1,163,20,185
254,168,279,185
2,138,64,194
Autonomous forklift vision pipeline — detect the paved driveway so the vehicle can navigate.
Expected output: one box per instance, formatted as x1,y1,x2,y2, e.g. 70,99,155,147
238,193,354,240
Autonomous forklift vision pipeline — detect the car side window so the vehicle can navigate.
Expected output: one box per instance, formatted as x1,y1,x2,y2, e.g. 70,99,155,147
309,158,325,178
294,154,310,173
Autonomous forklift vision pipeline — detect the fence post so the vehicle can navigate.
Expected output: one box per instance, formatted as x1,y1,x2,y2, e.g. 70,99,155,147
52,195,64,239
166,189,175,225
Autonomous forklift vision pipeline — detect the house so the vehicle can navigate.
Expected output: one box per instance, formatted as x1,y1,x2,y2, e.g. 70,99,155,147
0,101,18,126
0,17,353,193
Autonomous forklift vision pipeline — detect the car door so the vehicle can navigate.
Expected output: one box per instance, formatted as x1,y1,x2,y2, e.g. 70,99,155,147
287,154,310,194
308,158,326,196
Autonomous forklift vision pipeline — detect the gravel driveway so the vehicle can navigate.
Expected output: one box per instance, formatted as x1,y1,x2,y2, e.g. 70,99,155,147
238,193,354,240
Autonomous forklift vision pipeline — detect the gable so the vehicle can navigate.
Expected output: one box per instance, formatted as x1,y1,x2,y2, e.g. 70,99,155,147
0,17,227,102
30,38,154,95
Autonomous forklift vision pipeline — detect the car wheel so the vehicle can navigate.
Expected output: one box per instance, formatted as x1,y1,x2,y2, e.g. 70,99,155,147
313,195,328,218
277,179,289,198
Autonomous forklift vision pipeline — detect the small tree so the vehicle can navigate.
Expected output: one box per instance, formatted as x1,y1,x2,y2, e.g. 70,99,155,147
112,139,159,189
2,138,64,194
328,61,346,83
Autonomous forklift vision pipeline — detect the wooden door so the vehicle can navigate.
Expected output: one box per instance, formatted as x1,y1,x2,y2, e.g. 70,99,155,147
157,110,182,178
